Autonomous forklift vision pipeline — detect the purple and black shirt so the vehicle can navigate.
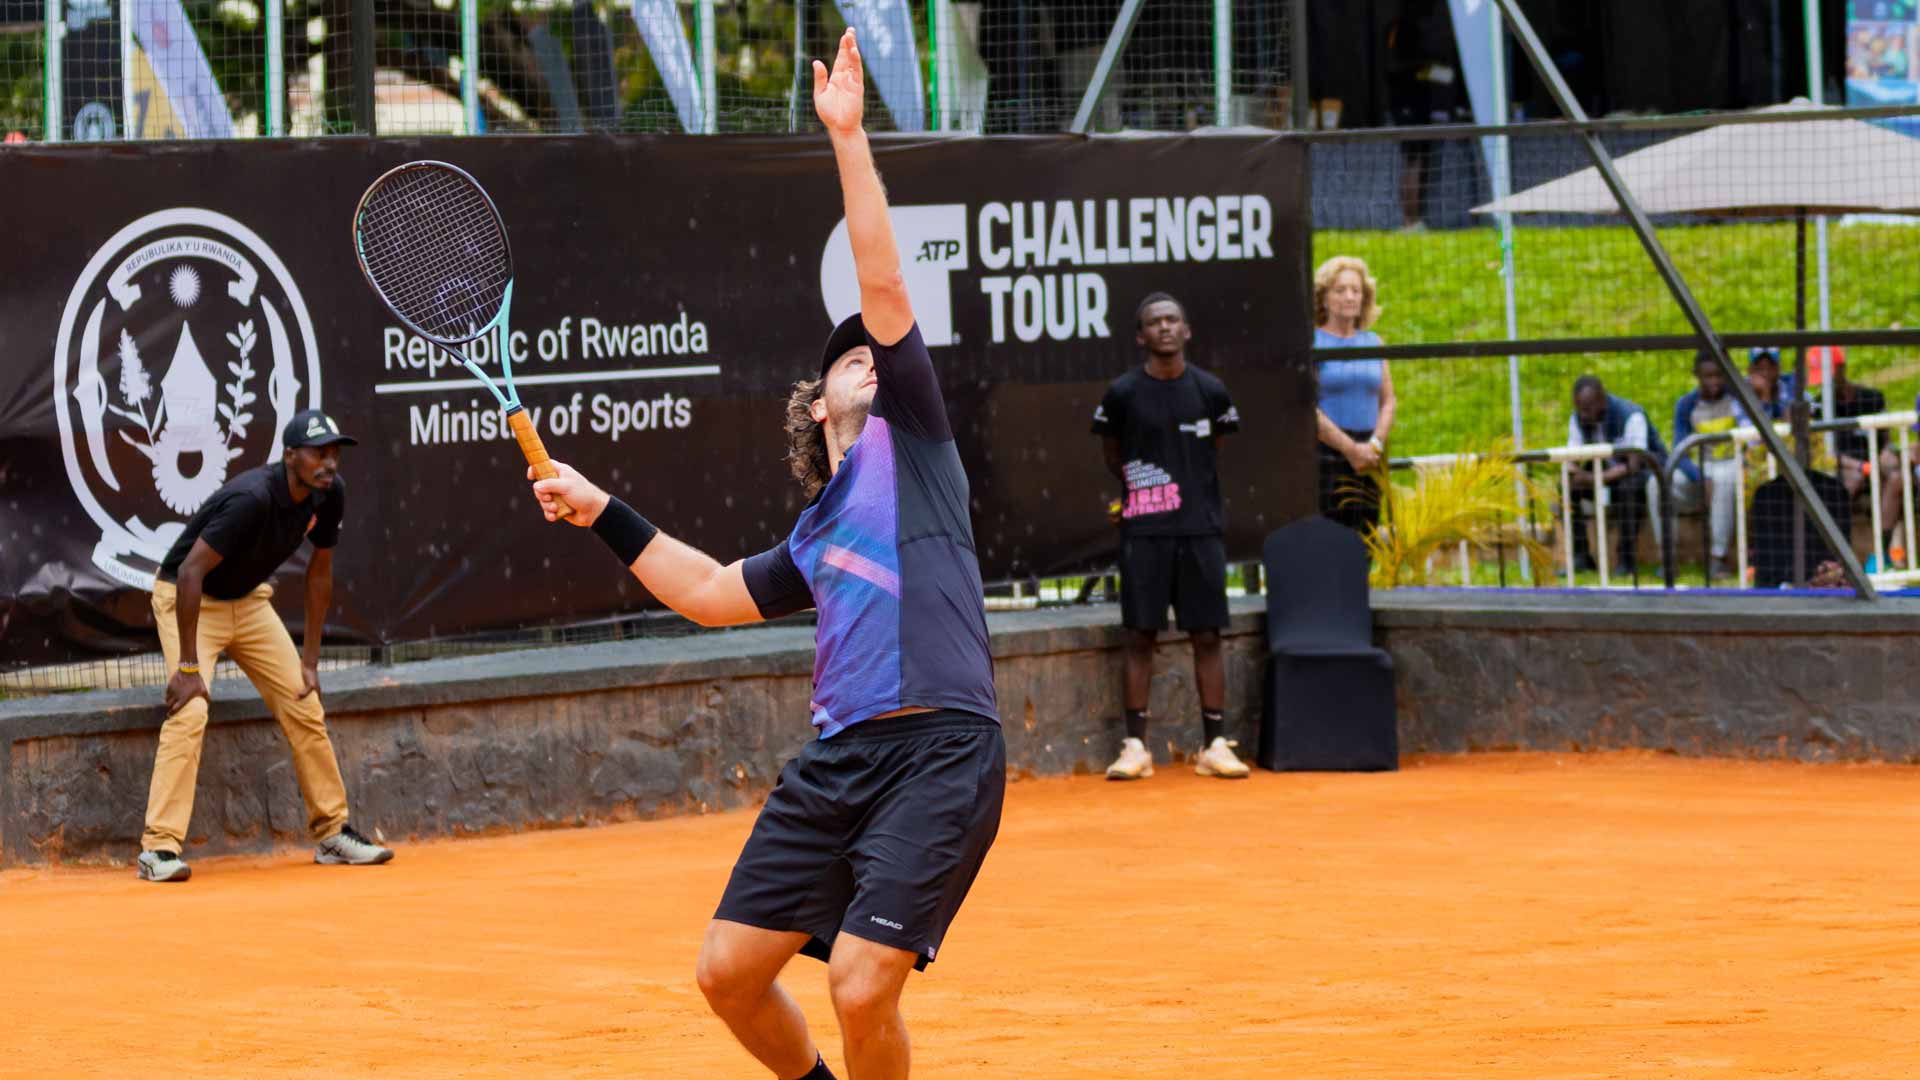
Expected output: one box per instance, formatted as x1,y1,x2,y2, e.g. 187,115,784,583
743,324,999,738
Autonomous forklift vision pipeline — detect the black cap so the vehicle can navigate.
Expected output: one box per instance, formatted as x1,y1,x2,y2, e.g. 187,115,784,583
283,408,359,449
819,313,869,378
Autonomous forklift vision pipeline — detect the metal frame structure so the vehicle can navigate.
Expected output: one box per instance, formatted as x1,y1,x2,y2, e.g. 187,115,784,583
1429,0,1876,597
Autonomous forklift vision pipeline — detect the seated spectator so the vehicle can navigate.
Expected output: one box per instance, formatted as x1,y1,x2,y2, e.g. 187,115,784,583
1749,470,1852,588
1747,347,1793,420
1567,375,1666,574
1863,388,1920,562
1807,347,1888,501
1672,350,1750,579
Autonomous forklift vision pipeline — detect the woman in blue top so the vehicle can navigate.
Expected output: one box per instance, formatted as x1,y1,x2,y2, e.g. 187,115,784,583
1313,255,1398,533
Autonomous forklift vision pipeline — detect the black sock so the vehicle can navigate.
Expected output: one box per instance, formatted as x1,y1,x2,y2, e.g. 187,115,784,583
1125,709,1149,741
1202,709,1225,745
792,1056,837,1080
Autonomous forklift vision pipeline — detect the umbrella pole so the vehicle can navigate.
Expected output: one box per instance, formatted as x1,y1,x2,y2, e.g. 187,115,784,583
1792,209,1809,585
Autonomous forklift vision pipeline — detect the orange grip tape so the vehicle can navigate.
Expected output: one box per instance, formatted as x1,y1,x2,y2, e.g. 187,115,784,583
508,409,572,519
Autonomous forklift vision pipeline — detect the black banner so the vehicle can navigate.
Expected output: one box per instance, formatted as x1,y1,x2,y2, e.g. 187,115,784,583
0,134,1313,662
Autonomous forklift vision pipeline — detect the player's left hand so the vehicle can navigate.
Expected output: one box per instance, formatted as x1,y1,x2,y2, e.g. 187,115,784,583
813,28,864,134
298,663,321,700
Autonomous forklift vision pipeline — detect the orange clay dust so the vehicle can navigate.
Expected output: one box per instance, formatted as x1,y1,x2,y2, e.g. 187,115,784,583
5,751,1920,1078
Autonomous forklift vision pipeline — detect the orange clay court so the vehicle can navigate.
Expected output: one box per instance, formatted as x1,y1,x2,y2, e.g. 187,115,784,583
6,751,1920,1079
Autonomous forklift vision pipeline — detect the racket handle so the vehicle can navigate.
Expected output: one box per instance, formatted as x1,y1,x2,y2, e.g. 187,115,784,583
508,407,574,520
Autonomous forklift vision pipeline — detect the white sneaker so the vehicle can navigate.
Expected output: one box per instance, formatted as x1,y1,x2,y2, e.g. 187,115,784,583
1195,737,1251,779
1106,737,1154,780
314,824,394,865
136,849,191,882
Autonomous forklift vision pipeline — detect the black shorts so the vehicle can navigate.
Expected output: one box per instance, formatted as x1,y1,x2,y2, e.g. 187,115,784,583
714,710,1005,971
1118,534,1229,632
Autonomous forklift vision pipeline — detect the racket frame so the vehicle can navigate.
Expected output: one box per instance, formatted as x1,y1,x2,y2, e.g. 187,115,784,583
352,160,524,412
352,160,571,517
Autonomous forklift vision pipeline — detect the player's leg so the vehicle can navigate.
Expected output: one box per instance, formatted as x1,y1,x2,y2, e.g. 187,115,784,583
1569,485,1601,570
826,933,918,1080
1123,628,1157,714
696,920,823,1079
1110,537,1170,779
1877,446,1905,556
1177,537,1247,778
1610,476,1649,573
223,584,385,862
832,713,1006,1079
1707,458,1739,571
707,743,858,1076
139,582,234,878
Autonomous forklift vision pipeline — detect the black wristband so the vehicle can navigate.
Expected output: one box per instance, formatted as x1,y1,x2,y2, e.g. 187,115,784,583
591,497,659,566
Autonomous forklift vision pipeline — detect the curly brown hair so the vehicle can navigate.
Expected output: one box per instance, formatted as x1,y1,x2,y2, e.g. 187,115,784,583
783,376,831,498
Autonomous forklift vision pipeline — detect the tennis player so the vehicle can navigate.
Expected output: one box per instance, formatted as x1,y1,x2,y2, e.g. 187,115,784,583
530,29,1002,1080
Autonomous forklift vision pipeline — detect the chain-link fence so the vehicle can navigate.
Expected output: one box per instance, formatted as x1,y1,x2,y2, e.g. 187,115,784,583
1308,105,1920,595
2,0,1299,140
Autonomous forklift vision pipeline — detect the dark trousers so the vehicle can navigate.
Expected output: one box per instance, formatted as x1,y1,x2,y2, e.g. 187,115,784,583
1317,430,1381,535
1571,475,1648,570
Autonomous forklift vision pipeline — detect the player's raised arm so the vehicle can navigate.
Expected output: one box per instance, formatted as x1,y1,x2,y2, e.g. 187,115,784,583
814,28,912,347
530,463,780,628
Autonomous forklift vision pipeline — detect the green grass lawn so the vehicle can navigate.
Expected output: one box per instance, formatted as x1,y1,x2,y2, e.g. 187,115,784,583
1317,221,1920,458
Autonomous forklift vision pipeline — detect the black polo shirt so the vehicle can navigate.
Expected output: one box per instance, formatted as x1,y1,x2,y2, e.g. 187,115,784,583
157,463,345,600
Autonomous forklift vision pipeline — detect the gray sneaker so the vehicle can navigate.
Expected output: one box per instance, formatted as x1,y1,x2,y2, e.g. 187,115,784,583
314,824,394,866
137,850,191,882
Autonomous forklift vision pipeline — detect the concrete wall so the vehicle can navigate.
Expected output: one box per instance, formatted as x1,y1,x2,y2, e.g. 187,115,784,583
1382,591,1920,762
8,591,1919,868
0,604,1267,867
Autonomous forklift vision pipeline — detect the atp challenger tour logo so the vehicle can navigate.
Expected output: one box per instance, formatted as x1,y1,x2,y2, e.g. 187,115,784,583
52,208,323,589
819,195,1275,346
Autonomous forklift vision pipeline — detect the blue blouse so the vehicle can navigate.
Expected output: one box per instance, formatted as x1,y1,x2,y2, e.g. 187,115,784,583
1315,327,1385,433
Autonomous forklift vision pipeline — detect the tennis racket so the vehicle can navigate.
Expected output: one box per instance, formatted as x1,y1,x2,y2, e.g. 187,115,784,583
351,160,573,518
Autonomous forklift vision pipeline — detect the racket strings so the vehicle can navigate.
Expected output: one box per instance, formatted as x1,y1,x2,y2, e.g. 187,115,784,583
357,166,511,342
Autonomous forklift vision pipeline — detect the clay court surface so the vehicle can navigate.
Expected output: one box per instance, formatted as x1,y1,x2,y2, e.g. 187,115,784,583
7,752,1920,1078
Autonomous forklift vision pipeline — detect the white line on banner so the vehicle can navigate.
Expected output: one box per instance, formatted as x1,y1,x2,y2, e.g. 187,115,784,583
373,366,723,394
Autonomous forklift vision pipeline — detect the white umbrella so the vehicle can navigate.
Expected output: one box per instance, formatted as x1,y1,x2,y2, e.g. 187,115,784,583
1472,100,1920,217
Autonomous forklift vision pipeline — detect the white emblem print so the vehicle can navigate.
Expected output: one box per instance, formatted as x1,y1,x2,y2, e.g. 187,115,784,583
53,208,323,589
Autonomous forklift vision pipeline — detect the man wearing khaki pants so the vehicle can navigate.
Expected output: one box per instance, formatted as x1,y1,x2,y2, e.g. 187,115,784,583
138,408,393,882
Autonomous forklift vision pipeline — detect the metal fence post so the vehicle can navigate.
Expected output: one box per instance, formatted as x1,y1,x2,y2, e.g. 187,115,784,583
697,0,716,134
1288,0,1308,130
266,0,285,136
352,0,375,135
929,0,949,132
1491,2,1528,582
1807,0,1837,458
788,0,806,132
1069,0,1146,134
118,0,133,138
44,0,63,141
461,0,478,134
1213,0,1231,125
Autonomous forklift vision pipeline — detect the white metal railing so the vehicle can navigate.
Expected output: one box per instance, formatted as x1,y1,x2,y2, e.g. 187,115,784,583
1386,409,1920,591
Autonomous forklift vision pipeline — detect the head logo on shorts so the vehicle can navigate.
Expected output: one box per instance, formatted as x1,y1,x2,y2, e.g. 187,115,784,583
52,208,323,589
819,205,968,347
